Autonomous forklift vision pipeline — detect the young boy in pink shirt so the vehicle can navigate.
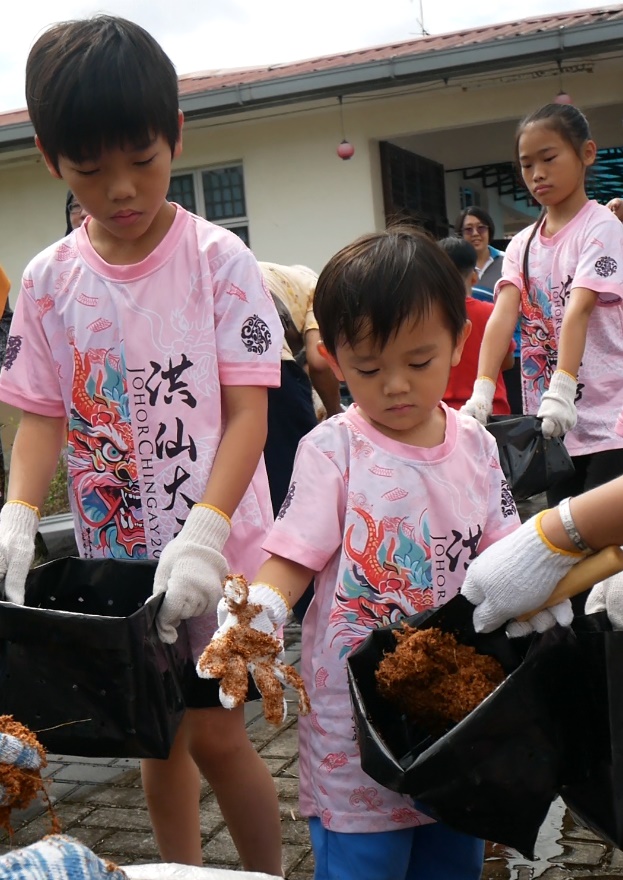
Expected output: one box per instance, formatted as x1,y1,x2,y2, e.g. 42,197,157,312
0,15,283,875
201,227,523,879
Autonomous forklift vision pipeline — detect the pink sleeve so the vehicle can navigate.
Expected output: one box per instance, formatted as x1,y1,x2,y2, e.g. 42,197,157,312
573,218,623,301
262,438,345,571
494,231,525,298
0,275,65,417
212,242,283,387
477,438,521,552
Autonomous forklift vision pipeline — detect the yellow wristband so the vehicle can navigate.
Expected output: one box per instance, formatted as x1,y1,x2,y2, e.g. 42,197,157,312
554,369,577,382
6,499,41,518
256,580,291,612
534,509,584,558
477,375,496,385
193,503,232,527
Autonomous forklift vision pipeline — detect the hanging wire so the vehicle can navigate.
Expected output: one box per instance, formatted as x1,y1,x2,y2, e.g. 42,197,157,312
338,95,346,140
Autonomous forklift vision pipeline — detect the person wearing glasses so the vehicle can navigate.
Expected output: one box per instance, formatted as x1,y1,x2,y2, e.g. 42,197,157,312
64,191,88,235
455,207,522,414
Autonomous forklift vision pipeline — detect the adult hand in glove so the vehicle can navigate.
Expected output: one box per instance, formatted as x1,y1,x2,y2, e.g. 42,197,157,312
0,501,40,605
153,504,231,644
537,370,577,439
197,574,310,726
460,377,496,425
586,571,623,629
461,511,583,637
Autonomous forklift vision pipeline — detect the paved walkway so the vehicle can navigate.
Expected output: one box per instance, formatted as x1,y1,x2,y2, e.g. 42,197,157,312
0,620,621,877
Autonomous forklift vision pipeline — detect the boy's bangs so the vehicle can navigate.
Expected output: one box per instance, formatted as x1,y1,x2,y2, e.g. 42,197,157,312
60,73,169,163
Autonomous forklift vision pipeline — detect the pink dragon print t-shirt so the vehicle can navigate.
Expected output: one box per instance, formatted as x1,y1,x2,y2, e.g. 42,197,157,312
263,403,519,834
496,200,623,456
0,207,282,654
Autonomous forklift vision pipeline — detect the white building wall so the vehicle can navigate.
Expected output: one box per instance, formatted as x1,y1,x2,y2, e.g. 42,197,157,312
0,54,620,293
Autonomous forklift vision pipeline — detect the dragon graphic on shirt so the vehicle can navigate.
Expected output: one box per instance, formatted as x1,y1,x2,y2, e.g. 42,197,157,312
331,507,433,657
67,347,146,558
520,280,557,399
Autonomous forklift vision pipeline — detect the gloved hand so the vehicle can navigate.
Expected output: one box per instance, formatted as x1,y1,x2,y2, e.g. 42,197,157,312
0,501,40,604
461,511,583,637
537,370,577,439
153,504,231,644
585,570,623,629
0,731,43,805
0,835,127,880
197,575,310,726
460,377,496,425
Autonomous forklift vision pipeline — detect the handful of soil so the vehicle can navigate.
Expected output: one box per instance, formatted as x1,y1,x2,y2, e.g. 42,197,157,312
376,626,505,735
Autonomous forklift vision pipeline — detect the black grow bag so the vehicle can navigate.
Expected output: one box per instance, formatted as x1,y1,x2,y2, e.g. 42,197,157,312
486,415,575,501
559,610,623,849
347,607,588,858
0,557,193,758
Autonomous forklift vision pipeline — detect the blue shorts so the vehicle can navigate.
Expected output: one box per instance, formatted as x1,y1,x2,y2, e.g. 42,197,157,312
308,818,484,880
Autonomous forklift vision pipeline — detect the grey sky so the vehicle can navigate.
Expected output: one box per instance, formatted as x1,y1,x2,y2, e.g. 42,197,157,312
0,0,609,114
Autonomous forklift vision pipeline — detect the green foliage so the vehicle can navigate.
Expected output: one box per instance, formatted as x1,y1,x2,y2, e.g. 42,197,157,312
41,456,71,518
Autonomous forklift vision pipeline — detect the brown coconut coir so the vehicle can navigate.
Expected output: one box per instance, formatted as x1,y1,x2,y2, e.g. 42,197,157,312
0,715,57,835
376,626,505,734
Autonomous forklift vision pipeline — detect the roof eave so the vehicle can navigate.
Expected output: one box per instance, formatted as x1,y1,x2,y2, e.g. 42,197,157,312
2,15,622,151
180,18,623,118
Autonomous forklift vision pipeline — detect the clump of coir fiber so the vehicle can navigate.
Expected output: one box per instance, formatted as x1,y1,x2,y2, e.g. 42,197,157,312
0,715,58,835
376,627,505,735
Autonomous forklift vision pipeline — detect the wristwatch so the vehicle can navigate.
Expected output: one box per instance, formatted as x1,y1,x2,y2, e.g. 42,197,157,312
558,497,591,552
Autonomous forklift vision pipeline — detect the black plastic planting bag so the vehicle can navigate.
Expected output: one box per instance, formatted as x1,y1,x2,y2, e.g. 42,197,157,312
485,415,575,501
0,557,193,758
347,607,587,858
559,611,623,849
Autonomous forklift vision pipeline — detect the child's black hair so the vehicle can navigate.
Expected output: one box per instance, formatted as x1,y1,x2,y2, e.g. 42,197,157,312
314,226,467,357
438,237,477,283
515,103,593,295
26,15,180,172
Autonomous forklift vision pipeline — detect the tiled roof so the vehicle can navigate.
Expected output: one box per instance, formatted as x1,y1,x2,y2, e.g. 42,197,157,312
1,4,621,128
177,5,623,96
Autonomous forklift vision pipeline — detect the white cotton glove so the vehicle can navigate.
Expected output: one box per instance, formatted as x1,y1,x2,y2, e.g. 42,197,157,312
460,377,496,425
461,511,582,637
153,505,231,644
197,576,292,723
0,731,43,806
537,370,577,439
0,835,127,880
585,570,623,629
0,501,40,605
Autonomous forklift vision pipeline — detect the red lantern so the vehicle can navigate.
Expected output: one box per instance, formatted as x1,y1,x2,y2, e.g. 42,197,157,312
337,139,355,160
554,91,573,105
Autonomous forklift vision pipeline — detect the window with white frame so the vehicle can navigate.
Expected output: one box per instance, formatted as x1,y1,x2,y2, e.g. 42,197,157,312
168,164,249,246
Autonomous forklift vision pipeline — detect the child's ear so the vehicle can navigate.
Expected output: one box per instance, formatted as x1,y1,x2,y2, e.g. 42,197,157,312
317,341,345,381
583,138,597,168
173,110,184,159
451,320,472,367
34,136,61,179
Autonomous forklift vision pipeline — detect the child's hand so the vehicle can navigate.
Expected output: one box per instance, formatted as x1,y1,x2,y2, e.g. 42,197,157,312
197,575,310,726
0,502,40,604
460,377,496,425
152,505,231,644
537,370,577,438
586,571,623,629
461,512,581,636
